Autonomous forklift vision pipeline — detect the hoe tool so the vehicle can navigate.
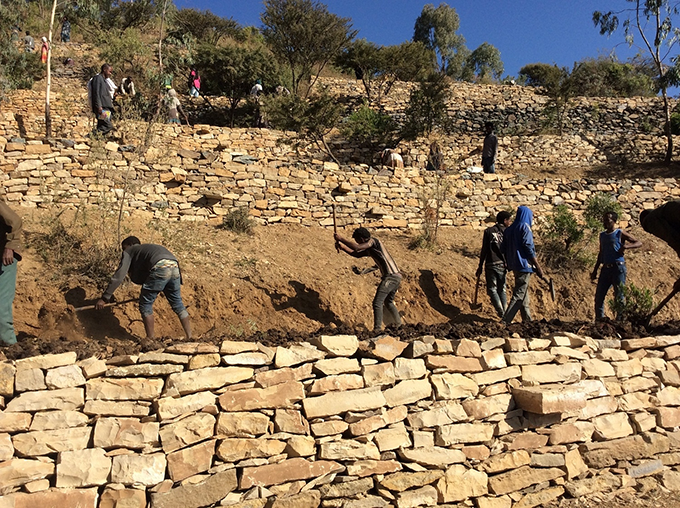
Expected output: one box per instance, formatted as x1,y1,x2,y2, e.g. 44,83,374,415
539,276,556,302
645,286,680,326
470,273,483,310
71,298,137,312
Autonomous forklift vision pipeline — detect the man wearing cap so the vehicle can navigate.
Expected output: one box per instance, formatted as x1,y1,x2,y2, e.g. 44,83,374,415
335,228,402,333
0,202,22,345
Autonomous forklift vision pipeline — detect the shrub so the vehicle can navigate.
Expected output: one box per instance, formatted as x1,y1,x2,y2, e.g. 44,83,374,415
340,103,399,148
584,193,623,232
608,282,654,323
221,207,255,235
538,205,588,269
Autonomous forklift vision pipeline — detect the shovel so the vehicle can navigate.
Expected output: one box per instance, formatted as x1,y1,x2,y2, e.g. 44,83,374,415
645,286,680,326
539,276,556,302
71,298,137,312
470,273,483,310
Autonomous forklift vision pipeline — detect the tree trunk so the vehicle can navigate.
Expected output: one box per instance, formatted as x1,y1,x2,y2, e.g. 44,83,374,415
45,0,58,138
662,87,673,166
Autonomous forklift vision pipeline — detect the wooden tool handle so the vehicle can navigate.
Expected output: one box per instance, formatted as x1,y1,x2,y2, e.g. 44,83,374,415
73,298,136,312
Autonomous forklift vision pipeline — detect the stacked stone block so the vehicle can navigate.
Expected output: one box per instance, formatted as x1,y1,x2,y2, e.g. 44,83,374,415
2,332,680,507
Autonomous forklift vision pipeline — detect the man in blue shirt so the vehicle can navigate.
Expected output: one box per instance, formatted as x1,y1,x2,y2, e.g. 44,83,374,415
502,206,543,323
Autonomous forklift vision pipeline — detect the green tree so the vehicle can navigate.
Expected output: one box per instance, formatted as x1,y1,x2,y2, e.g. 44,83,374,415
401,72,451,139
261,0,357,96
570,57,655,97
169,8,241,46
194,43,282,127
594,1,680,165
334,39,432,104
340,103,399,149
100,0,160,31
413,3,468,78
519,63,574,133
463,42,504,82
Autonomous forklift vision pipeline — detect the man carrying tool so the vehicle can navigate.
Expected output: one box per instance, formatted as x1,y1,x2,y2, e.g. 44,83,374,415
96,236,191,339
641,201,680,291
502,205,543,323
0,202,22,345
590,211,642,320
335,228,402,334
476,211,512,318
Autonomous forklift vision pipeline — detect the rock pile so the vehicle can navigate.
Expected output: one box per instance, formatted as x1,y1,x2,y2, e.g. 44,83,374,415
1,332,680,507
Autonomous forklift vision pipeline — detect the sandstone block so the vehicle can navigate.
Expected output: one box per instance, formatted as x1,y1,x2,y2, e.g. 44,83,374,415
216,438,286,462
220,340,259,355
396,485,437,508
521,363,581,384
368,336,408,361
56,448,111,487
436,423,495,445
579,396,618,419
407,401,468,428
436,465,488,502
313,358,361,376
362,362,396,387
166,367,253,395
111,453,167,486
15,352,77,371
582,359,616,377
44,365,86,389
86,378,163,401
469,366,521,386
274,409,309,434
167,439,216,482
0,413,31,433
218,381,305,411
614,359,644,378
100,488,147,508
349,406,407,436
15,368,46,391
270,491,321,508
462,394,513,419
384,379,432,407
93,417,159,449
504,351,555,365
512,385,587,414
319,439,380,460
310,374,364,394
275,344,325,367
160,413,216,453
1,488,98,508
84,400,151,417
379,470,444,492
565,473,620,497
12,426,92,456
393,358,427,380
482,450,531,473
514,486,564,508
580,434,670,468
255,364,314,388
0,458,54,489
375,424,411,451
430,373,479,399
311,420,348,437
286,435,315,457
488,466,565,495
425,355,483,373
658,386,680,406
216,412,269,437
564,448,588,480
303,386,386,419
549,421,594,444
106,364,184,377
6,387,84,412
456,339,483,357
311,335,358,357
655,407,680,428
220,352,271,367
593,412,634,440
150,468,238,508
240,458,343,489
475,496,511,508
0,362,15,397
346,459,402,477
0,433,12,461
619,392,656,411
320,477,374,498
398,446,466,467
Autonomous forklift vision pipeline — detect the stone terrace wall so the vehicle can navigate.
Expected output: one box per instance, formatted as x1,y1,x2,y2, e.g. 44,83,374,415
2,333,680,507
0,133,679,227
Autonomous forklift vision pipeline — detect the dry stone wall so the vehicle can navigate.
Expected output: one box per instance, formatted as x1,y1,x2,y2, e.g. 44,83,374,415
1,133,680,228
2,333,680,507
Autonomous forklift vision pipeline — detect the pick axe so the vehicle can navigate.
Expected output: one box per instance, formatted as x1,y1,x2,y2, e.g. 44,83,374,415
645,286,680,326
539,276,556,302
470,273,483,311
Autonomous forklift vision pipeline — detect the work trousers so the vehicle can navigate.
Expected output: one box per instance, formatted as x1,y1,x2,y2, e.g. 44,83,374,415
503,271,532,323
595,263,626,319
373,274,402,332
485,264,507,318
0,259,18,345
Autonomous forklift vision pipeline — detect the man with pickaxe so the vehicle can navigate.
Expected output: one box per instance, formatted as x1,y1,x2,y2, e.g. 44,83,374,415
96,236,191,339
640,202,680,321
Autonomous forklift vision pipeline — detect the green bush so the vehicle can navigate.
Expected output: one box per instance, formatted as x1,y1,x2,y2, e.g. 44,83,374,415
584,193,623,232
608,282,654,323
340,103,398,148
221,207,255,235
538,204,588,269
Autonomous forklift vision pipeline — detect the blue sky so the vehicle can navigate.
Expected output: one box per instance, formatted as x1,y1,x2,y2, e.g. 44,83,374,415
175,0,659,80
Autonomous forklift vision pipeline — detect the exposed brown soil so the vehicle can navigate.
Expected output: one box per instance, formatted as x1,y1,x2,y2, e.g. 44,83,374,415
3,202,680,361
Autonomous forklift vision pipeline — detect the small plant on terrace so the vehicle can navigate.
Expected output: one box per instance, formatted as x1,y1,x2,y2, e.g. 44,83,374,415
221,207,255,235
537,204,588,270
608,282,653,324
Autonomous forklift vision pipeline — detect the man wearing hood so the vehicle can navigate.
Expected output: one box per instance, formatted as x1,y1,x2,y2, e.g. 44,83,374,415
502,205,543,323
640,201,680,293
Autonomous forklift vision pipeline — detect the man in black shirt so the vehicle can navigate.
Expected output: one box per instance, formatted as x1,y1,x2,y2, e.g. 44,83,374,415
476,211,512,318
335,227,402,333
96,236,191,339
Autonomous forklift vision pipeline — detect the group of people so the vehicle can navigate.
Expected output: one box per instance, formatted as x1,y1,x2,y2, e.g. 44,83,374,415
1,197,680,345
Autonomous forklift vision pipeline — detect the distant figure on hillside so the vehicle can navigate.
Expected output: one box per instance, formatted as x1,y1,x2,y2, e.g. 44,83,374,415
188,67,200,97
90,63,115,136
482,121,498,174
590,211,642,320
502,205,543,323
165,89,190,126
426,141,444,171
250,80,263,101
275,85,290,96
105,73,117,100
0,201,22,346
381,148,404,169
335,227,402,334
24,31,34,53
96,236,192,340
11,26,20,42
60,18,71,42
120,76,136,97
641,201,680,293
476,210,512,318
40,37,49,64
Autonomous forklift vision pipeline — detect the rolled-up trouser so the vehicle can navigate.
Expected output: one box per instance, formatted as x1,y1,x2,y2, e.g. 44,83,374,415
503,271,532,323
138,261,188,319
485,264,507,318
373,274,402,332
0,259,18,345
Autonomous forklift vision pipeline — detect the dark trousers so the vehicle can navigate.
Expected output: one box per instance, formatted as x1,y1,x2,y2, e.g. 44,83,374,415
96,109,113,135
595,263,626,319
373,274,402,332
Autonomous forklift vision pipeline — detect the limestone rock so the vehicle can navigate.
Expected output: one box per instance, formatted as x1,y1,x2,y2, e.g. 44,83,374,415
30,410,88,431
106,364,184,377
240,458,343,489
167,439,216,482
430,373,479,399
150,468,238,508
111,453,167,486
436,465,488,502
0,458,54,489
216,412,269,437
86,378,164,401
45,365,86,389
362,362,396,387
6,387,84,412
384,379,432,407
303,386,386,419
93,417,159,449
216,438,286,462
160,413,216,452
165,367,253,395
275,344,325,368
12,426,92,456
56,448,111,487
218,381,305,411
311,335,359,357
15,352,77,370
157,391,217,420
15,368,46,391
393,358,427,380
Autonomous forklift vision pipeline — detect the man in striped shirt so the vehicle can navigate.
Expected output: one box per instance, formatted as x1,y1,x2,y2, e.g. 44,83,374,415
335,227,402,333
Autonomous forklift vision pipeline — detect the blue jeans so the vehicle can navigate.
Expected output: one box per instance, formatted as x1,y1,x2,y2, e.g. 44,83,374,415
0,259,17,345
139,264,188,319
190,87,199,97
595,263,626,319
503,271,532,323
485,264,507,318
373,274,402,332
482,156,496,174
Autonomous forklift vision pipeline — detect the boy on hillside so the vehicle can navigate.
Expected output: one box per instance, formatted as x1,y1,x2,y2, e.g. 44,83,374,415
335,228,402,334
590,211,642,320
476,210,512,318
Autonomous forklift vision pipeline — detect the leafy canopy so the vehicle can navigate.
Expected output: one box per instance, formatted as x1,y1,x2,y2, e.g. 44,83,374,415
413,3,468,77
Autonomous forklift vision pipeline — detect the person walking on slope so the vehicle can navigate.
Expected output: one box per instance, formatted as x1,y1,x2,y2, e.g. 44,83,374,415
481,122,498,174
90,63,115,136
335,227,402,333
591,211,642,320
640,201,680,293
0,201,22,345
96,236,191,340
476,210,512,318
502,205,543,323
